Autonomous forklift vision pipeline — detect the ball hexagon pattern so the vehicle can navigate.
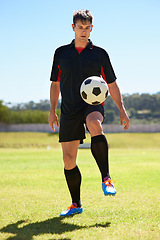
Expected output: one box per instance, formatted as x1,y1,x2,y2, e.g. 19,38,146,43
80,76,108,105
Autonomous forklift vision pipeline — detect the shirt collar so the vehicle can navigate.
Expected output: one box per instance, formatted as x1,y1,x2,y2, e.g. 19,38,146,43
70,39,93,49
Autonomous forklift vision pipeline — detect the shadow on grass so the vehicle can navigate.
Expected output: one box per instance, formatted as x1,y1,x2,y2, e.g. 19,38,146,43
0,216,111,240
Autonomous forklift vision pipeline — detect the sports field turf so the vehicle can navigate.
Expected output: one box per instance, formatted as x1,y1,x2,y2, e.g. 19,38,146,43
0,132,160,239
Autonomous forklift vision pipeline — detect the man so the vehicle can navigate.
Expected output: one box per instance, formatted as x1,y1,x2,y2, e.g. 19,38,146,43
49,10,129,216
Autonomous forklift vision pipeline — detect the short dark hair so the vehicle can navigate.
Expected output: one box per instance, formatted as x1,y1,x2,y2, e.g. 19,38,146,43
73,10,93,26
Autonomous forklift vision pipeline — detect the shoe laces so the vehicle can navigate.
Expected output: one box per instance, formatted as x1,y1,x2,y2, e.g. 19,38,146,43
67,204,77,210
104,179,115,187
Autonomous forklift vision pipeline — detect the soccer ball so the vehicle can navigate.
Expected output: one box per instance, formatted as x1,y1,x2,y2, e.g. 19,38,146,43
80,76,108,105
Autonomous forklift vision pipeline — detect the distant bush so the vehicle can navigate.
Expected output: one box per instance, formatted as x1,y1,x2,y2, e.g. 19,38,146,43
103,93,160,124
8,110,49,124
0,101,10,123
104,110,116,123
1,93,160,124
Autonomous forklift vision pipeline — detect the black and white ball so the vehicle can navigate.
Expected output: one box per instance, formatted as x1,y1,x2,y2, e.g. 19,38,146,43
80,76,108,105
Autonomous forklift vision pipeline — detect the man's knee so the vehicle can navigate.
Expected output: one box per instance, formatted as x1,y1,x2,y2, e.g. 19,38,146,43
87,118,102,131
61,141,79,170
86,112,103,136
63,151,76,162
63,152,77,170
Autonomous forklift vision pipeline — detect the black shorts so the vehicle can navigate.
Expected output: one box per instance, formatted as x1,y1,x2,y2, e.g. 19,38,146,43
59,104,104,144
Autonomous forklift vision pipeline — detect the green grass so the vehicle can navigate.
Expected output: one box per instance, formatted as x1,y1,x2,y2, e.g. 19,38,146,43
0,132,160,149
0,132,60,148
0,133,160,239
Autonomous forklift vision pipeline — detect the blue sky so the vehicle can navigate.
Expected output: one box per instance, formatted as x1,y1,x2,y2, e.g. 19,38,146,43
0,0,160,103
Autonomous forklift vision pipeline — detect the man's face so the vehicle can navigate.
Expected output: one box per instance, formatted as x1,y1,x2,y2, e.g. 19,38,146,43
72,20,93,43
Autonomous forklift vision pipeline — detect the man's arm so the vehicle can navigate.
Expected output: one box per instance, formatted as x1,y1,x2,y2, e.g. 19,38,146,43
108,81,129,130
48,81,60,131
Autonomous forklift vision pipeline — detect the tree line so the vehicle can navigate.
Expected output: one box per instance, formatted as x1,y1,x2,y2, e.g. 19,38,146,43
104,93,160,124
0,93,160,124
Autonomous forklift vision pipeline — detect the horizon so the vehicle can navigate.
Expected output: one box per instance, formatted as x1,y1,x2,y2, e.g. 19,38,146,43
1,91,160,106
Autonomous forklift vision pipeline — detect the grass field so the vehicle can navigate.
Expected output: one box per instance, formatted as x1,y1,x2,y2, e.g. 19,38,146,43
0,132,160,240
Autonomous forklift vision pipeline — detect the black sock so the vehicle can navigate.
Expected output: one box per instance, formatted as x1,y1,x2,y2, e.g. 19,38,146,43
91,134,110,182
64,166,81,207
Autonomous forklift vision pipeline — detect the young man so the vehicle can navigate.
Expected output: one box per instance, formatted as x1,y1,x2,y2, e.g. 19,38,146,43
49,10,129,216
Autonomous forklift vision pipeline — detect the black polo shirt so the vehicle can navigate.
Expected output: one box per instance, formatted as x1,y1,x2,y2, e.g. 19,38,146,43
50,39,116,117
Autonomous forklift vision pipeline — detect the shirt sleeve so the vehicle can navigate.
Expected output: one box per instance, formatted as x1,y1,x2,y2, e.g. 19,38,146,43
50,49,61,82
101,51,117,84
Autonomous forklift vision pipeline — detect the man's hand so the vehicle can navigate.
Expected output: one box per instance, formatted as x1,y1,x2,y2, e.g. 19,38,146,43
119,108,129,131
48,110,59,132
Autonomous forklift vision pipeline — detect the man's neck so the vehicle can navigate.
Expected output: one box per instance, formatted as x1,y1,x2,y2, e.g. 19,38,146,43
74,39,88,48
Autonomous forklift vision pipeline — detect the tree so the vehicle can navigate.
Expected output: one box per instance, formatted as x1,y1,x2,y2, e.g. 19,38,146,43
104,110,115,124
0,101,10,123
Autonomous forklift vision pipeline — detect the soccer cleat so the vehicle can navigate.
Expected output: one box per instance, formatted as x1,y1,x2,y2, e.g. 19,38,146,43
60,203,83,216
102,179,116,196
